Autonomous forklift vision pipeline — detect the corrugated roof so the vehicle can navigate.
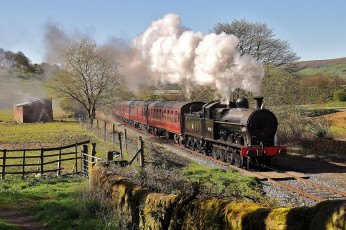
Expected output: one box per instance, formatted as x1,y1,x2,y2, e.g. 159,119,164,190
14,98,46,107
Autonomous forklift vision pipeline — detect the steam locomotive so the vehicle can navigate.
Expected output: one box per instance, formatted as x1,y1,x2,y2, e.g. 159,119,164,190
113,97,286,169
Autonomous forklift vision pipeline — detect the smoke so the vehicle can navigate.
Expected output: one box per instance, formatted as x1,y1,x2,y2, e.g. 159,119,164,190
44,23,72,64
129,14,264,102
42,14,264,103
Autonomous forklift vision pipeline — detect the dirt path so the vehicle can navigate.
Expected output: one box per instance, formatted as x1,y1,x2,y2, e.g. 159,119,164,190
0,207,49,230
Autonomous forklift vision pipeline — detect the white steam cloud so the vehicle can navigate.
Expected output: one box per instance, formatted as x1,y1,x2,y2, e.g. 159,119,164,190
43,14,264,103
130,14,264,103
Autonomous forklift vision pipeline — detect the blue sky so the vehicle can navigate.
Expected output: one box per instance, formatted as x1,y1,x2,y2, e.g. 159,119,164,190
1,0,345,64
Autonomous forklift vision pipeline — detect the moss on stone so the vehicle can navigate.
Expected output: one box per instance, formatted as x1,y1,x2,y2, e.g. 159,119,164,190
90,163,346,230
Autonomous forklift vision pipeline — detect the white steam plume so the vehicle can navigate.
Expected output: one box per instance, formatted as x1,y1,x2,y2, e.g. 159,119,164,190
131,14,264,103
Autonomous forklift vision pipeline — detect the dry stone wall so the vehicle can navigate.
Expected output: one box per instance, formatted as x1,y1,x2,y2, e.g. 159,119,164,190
90,163,346,230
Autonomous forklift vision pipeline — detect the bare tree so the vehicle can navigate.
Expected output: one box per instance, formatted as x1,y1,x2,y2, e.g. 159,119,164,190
46,39,121,121
212,19,300,66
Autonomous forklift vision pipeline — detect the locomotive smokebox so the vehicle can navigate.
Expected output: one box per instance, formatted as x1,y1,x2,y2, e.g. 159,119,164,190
254,96,264,109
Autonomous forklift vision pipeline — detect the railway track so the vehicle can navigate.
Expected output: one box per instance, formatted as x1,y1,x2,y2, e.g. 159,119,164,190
115,119,346,203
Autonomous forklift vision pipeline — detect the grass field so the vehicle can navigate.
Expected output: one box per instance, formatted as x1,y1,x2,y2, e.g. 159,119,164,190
296,57,346,78
0,109,134,179
0,177,121,229
297,62,346,78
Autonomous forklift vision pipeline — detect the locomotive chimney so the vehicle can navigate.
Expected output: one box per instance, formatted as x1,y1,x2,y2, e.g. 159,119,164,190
254,96,264,109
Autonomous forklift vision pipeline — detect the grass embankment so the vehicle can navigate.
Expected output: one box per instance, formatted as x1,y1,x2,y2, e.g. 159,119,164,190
0,177,121,229
118,144,276,208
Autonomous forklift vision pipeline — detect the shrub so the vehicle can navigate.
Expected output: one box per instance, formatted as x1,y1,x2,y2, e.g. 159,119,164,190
307,116,332,138
333,88,346,101
276,110,308,145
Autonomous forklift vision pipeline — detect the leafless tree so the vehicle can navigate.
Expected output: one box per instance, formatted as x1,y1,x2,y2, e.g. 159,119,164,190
212,19,300,66
46,39,121,121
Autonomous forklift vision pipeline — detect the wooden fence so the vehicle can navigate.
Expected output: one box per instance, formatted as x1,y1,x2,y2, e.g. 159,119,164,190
79,117,146,166
0,140,101,179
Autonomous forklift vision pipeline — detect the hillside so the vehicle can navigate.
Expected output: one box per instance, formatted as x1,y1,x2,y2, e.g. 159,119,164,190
296,57,346,78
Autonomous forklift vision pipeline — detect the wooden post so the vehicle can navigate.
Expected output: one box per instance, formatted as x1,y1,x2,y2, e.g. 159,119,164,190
97,120,99,138
82,145,88,174
91,143,97,167
112,124,115,144
40,148,44,175
80,146,83,174
138,136,144,168
124,129,128,152
119,132,123,160
2,149,6,180
75,143,78,173
104,121,107,141
22,150,26,179
107,151,113,161
57,149,62,176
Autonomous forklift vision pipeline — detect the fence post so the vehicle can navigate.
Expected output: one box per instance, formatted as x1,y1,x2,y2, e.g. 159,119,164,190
82,145,88,175
119,132,123,160
40,148,44,175
91,143,96,167
112,124,115,144
124,129,128,152
107,151,113,161
138,136,144,168
57,149,62,176
2,149,6,180
75,143,78,173
97,120,99,138
104,121,107,142
22,150,26,179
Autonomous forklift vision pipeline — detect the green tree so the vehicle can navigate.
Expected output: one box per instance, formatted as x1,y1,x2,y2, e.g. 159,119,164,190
212,19,300,67
262,65,299,106
46,39,121,121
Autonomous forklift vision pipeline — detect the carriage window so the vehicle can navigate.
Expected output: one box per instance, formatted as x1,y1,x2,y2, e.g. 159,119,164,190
171,111,173,122
166,110,169,122
175,111,178,123
159,109,162,120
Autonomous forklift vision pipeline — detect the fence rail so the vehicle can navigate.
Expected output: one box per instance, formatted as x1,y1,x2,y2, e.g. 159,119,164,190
79,117,145,167
0,141,97,179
